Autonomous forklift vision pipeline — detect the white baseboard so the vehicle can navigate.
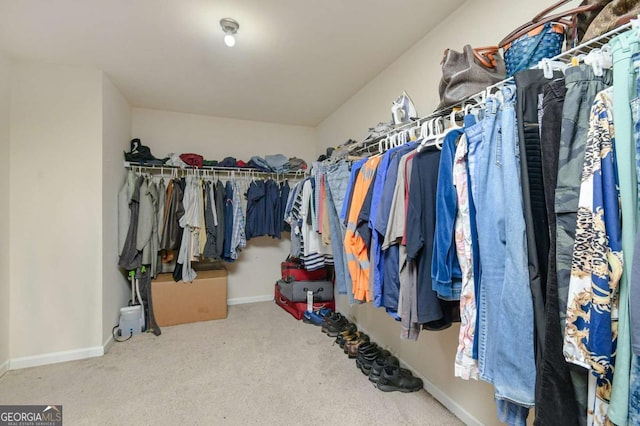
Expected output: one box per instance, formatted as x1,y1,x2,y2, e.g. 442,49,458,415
0,358,9,378
103,335,114,354
352,321,483,426
9,346,104,371
227,295,273,306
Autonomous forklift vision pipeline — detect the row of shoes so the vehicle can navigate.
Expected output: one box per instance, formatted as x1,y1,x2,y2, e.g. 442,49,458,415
309,311,424,393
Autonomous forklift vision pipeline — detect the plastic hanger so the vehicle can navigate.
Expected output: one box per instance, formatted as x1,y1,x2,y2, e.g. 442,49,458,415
538,57,568,78
431,110,461,150
418,116,445,152
398,130,408,146
584,47,612,77
420,119,431,141
408,122,422,141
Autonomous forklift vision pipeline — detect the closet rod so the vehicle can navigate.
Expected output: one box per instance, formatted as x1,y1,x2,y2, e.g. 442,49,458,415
350,21,634,157
124,161,308,178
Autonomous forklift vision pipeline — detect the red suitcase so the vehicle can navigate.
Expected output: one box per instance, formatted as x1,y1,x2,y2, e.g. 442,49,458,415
281,258,328,282
274,283,334,320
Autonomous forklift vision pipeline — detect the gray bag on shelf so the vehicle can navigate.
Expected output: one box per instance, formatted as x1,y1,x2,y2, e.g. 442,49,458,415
437,45,505,110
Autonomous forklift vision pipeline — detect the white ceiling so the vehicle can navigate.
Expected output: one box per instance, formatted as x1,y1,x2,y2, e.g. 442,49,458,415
0,0,465,126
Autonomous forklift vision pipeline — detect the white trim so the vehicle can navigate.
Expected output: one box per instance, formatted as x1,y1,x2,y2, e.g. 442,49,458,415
227,295,273,306
9,346,104,370
103,334,114,354
353,321,483,426
0,358,9,378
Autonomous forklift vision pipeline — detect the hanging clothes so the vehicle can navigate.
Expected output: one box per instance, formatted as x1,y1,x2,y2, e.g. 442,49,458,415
177,176,204,282
214,180,226,259
202,180,219,259
452,133,479,381
229,179,247,260
344,156,381,302
556,65,613,419
222,180,235,262
118,175,144,271
563,87,621,426
609,29,640,426
245,179,266,241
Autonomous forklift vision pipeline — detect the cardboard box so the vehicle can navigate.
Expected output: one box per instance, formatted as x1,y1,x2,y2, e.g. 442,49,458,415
151,269,227,326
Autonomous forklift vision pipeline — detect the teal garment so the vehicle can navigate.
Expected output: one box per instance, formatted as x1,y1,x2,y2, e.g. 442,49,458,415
609,30,640,426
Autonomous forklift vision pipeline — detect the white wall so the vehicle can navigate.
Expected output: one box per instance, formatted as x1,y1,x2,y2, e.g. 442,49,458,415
101,76,131,346
0,52,10,373
9,62,104,361
132,108,316,301
315,0,561,424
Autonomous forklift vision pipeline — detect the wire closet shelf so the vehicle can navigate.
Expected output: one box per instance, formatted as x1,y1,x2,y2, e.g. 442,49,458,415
124,161,308,181
350,21,634,157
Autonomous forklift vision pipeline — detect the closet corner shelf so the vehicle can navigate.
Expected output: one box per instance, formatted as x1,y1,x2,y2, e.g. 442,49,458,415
124,161,308,178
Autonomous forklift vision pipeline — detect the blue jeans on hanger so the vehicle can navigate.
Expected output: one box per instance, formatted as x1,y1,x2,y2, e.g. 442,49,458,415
469,87,535,425
325,161,354,302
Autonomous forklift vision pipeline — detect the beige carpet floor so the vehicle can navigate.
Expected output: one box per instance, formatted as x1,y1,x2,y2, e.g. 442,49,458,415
0,302,462,425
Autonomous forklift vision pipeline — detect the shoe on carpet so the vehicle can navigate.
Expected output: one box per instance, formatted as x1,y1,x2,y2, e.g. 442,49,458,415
376,364,423,393
356,343,380,375
368,354,412,384
345,333,370,358
335,323,358,348
302,310,323,326
321,313,347,334
326,318,353,338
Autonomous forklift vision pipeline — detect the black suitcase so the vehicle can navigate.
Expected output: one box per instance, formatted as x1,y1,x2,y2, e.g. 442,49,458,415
276,279,334,302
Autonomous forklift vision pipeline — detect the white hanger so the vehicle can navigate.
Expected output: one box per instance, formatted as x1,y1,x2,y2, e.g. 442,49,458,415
409,122,422,141
378,136,387,154
430,110,461,150
584,47,612,77
420,119,431,141
417,117,445,152
538,57,568,79
398,130,408,146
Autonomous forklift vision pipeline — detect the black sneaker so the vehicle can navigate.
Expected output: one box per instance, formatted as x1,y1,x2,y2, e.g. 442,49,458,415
356,343,380,375
376,365,423,393
368,351,393,383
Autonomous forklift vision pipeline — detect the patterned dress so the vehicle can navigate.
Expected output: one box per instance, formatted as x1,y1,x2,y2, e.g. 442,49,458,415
564,88,622,426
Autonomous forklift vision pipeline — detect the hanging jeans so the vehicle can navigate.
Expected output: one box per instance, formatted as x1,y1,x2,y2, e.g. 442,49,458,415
534,78,580,426
468,86,536,425
325,161,354,301
608,30,640,426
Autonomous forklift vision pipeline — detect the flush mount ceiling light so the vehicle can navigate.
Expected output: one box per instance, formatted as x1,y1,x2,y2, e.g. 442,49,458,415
220,18,239,47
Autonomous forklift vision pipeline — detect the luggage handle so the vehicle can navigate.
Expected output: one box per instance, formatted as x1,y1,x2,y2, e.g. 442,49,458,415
303,287,324,294
279,296,328,310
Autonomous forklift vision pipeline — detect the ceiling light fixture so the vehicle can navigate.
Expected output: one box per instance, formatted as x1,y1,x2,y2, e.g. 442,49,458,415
220,18,239,47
